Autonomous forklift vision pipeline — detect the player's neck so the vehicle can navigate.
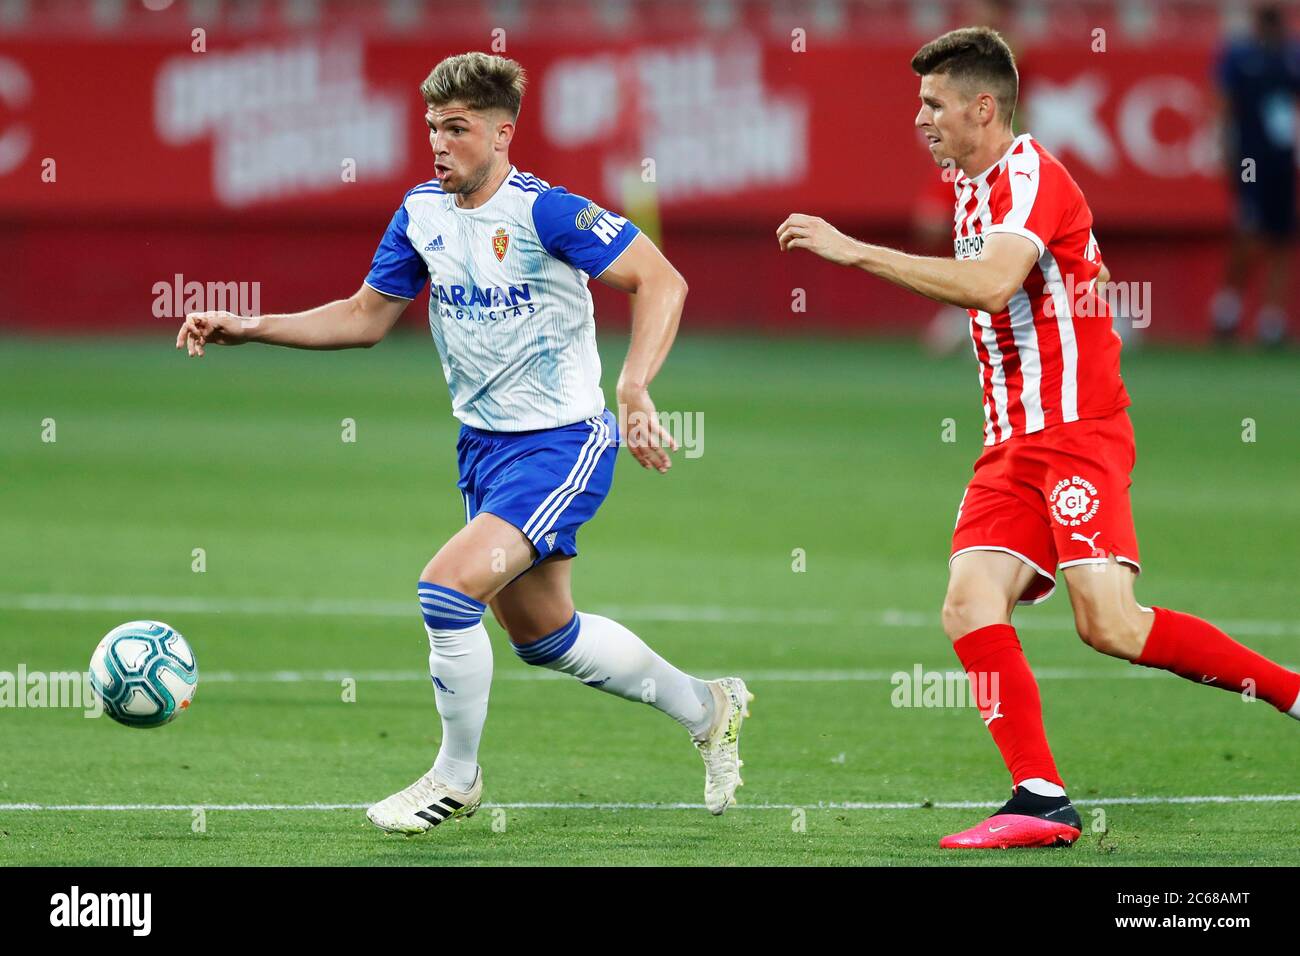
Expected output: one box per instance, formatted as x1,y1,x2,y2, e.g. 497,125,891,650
959,131,1018,180
455,158,513,209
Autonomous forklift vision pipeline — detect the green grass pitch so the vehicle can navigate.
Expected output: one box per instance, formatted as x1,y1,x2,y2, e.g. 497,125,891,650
1,333,1297,866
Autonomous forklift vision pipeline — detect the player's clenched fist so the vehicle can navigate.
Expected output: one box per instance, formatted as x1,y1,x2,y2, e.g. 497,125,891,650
776,214,862,266
175,311,252,357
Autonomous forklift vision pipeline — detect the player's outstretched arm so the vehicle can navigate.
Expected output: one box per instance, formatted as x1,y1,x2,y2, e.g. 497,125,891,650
596,232,687,474
777,214,1038,315
176,283,411,357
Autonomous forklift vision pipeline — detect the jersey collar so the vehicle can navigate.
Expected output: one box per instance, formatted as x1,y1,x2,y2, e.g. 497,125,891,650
450,163,517,214
955,133,1033,189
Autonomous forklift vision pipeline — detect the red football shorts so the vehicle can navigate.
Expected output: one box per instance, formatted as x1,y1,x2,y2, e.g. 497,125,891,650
951,410,1141,604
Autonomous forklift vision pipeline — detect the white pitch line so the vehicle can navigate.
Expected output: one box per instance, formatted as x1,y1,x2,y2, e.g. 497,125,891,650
194,666,1168,683
4,794,1300,812
3,593,1298,637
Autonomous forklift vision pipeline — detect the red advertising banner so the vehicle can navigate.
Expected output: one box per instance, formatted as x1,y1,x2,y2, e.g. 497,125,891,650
0,33,1268,334
0,35,1238,226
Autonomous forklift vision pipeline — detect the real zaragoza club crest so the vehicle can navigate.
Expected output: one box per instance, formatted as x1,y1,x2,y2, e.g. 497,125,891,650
492,227,510,262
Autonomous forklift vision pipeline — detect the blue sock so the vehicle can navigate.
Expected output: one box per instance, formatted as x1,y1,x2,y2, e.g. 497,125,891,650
418,581,486,631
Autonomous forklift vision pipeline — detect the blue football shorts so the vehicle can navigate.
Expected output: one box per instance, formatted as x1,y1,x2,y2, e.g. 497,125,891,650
455,408,618,563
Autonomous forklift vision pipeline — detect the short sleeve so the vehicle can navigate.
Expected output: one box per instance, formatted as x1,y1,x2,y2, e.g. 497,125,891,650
364,202,427,299
531,187,640,277
983,151,1067,259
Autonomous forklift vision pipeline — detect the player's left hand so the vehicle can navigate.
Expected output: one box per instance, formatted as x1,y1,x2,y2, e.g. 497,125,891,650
617,386,679,474
175,311,250,357
776,214,861,266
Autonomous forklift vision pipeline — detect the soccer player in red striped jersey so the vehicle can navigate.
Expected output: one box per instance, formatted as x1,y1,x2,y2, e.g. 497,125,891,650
778,26,1300,850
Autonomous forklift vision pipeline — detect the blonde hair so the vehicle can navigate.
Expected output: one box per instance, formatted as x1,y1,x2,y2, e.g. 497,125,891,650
420,52,526,119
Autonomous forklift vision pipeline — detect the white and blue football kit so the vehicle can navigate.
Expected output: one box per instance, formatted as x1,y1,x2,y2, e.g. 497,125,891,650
363,167,638,561
358,166,751,833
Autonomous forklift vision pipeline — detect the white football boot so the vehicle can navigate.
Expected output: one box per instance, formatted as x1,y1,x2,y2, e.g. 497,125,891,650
694,677,754,815
366,766,482,834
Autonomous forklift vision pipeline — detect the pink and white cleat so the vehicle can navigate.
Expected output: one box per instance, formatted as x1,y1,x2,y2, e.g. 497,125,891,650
940,786,1082,849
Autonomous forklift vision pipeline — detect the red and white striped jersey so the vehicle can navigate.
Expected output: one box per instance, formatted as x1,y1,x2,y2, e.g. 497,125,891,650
952,134,1130,445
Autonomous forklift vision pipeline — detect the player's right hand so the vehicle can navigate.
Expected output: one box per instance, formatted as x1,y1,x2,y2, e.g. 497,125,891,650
618,385,678,475
175,311,251,357
776,213,861,266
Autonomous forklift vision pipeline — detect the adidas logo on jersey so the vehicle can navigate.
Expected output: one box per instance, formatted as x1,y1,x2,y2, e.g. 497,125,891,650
544,532,558,550
424,235,445,252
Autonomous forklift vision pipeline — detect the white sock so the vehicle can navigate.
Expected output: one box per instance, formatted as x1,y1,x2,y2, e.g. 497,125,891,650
425,622,493,790
1016,776,1067,798
418,582,493,792
513,612,716,738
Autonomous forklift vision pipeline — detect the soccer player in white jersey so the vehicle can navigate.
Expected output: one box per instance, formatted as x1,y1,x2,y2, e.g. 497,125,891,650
176,53,752,833
778,27,1300,849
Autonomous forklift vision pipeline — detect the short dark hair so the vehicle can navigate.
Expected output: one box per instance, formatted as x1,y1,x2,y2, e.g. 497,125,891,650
910,27,1018,127
420,52,527,120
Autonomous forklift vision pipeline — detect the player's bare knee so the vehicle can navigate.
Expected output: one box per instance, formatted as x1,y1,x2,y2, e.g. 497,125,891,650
1075,611,1144,660
502,604,576,645
939,598,967,642
487,603,512,636
503,620,545,646
418,563,491,605
941,590,1008,642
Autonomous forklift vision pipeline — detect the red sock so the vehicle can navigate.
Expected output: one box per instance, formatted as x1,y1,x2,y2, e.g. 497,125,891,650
1135,607,1300,713
953,623,1064,788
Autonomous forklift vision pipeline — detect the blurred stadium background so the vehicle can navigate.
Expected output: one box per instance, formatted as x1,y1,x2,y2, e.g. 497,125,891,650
2,0,1296,340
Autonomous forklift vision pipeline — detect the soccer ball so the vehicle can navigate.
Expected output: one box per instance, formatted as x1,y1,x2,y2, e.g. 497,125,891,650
88,621,198,728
